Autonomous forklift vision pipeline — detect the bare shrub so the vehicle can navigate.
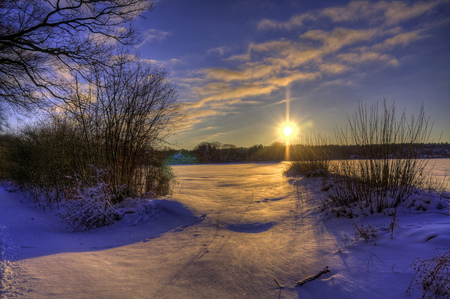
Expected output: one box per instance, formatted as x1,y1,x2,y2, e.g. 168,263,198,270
407,250,450,298
65,54,181,202
0,119,85,207
353,222,377,244
328,100,432,213
363,253,384,273
388,209,400,239
286,134,331,177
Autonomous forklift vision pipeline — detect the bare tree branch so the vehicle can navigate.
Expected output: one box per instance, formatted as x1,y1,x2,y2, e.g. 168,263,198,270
0,0,152,112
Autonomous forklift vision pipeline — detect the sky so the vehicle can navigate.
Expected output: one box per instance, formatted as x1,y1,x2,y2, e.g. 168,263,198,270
135,0,450,149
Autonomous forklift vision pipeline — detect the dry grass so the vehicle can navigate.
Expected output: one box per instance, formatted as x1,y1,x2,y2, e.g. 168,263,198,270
286,134,331,177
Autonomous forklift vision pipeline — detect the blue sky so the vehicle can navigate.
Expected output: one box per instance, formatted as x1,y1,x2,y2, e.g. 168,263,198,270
135,0,450,149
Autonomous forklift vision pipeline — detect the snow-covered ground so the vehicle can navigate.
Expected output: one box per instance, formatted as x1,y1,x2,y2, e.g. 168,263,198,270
0,160,449,298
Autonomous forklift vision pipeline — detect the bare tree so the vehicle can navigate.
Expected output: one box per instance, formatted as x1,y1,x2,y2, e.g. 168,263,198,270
0,0,152,111
66,54,181,198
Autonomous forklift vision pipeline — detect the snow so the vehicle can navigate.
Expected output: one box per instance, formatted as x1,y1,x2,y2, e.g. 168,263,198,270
1,160,449,298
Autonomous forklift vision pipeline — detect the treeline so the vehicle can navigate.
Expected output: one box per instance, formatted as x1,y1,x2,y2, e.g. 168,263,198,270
162,142,450,164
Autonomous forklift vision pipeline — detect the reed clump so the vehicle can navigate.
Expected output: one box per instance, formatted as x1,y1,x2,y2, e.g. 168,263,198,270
286,134,331,178
327,100,432,214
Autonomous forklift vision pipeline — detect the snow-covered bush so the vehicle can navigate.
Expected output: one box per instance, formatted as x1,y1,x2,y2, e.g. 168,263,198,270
59,183,121,231
59,178,158,231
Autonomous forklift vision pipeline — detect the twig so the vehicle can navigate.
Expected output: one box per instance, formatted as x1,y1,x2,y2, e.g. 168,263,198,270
296,266,330,286
274,278,284,289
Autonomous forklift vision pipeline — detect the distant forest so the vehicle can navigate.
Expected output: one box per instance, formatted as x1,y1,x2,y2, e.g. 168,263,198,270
163,142,450,164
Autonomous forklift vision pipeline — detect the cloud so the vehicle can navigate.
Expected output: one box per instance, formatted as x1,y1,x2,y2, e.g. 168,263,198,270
382,0,447,25
186,109,225,120
207,46,230,56
337,51,398,66
202,63,281,83
174,109,226,133
301,27,379,53
257,0,448,30
181,25,423,117
179,27,392,120
257,14,313,30
187,83,275,109
174,0,447,135
372,30,427,50
137,29,170,47
265,71,320,87
319,63,350,75
320,1,376,23
226,52,251,62
202,68,246,82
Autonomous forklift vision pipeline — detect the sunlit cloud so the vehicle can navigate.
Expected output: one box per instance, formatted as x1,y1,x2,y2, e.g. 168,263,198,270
206,131,228,140
175,109,226,133
226,52,251,62
300,27,378,53
137,28,170,47
265,72,320,87
192,82,232,96
337,52,398,66
372,30,427,50
319,63,350,75
202,68,246,82
257,13,313,30
186,84,275,109
257,0,448,30
382,0,447,25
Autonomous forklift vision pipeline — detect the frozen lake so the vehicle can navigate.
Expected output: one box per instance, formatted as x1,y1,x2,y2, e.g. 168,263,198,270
0,159,448,298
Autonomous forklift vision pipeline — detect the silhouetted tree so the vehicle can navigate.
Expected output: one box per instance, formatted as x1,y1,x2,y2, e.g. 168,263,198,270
0,0,152,113
193,141,222,163
221,144,238,161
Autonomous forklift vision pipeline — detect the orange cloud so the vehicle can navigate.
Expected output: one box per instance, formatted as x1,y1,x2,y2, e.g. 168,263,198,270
372,30,427,50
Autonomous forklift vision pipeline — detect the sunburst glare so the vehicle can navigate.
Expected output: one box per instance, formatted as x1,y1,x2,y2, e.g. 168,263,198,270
280,122,297,140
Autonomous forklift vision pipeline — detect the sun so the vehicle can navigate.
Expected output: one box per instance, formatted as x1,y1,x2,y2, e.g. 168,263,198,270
280,122,297,139
283,125,293,137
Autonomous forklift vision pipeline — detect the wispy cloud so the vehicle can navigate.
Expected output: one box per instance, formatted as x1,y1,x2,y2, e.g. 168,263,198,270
137,28,170,47
337,51,398,66
257,0,448,30
372,30,427,50
174,109,226,133
173,0,448,136
207,46,230,56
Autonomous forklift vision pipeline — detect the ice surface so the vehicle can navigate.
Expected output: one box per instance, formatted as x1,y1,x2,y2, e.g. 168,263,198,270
0,161,449,298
